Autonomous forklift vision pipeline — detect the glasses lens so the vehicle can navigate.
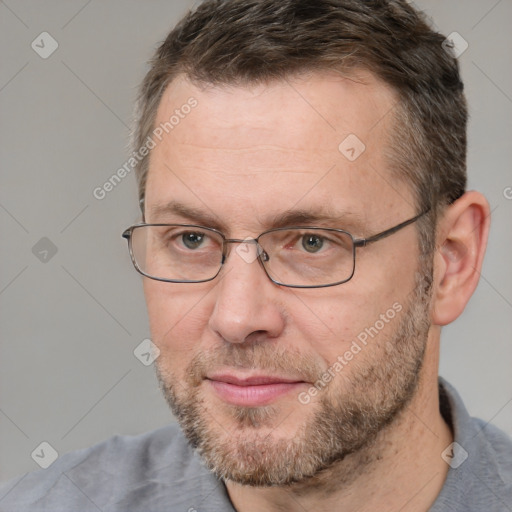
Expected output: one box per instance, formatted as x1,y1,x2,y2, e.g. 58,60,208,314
130,225,223,282
258,228,355,287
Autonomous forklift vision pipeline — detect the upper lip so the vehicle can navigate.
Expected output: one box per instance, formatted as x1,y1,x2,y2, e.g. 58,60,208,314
206,373,305,386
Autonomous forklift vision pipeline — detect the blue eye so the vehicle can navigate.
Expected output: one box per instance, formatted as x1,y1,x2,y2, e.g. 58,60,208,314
302,234,324,253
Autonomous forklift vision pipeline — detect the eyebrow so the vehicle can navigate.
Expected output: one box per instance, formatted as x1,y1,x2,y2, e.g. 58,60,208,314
147,200,365,232
148,201,225,230
266,209,364,230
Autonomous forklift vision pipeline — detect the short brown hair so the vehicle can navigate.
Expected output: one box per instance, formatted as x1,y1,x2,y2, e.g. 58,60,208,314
132,0,467,256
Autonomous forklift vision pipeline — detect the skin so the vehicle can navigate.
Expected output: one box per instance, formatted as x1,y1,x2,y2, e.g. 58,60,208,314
142,71,490,511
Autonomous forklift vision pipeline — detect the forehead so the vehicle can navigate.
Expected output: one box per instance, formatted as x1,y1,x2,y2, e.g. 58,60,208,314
145,71,412,231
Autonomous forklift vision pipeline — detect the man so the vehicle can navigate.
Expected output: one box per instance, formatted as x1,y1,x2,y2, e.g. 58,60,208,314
1,0,511,510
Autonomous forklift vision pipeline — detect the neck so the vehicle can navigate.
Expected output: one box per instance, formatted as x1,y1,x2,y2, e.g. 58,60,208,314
225,335,452,512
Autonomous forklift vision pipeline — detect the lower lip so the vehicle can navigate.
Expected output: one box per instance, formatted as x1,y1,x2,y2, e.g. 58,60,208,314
207,379,304,406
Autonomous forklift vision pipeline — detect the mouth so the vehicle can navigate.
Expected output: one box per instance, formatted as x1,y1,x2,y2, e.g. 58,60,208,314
205,373,308,407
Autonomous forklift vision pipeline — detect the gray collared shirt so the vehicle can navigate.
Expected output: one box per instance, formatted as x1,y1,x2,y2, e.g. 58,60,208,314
1,378,511,511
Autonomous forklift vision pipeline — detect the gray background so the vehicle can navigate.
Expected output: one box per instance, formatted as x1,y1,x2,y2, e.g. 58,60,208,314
0,0,511,481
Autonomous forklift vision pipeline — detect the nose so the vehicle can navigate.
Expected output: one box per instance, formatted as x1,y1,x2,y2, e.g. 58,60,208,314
208,241,286,344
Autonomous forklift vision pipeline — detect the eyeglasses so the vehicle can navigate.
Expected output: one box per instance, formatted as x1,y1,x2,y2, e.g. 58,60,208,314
122,209,429,288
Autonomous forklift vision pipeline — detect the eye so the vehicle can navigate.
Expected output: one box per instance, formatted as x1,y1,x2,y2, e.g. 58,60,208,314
301,234,325,253
181,232,206,249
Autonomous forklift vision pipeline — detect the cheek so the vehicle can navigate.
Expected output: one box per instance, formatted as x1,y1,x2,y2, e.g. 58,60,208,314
290,284,400,364
287,292,374,358
144,281,212,362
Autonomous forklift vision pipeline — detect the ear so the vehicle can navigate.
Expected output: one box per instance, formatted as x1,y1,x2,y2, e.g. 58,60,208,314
431,191,490,326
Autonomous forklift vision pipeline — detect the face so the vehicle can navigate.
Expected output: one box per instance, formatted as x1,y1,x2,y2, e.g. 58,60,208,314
143,71,432,486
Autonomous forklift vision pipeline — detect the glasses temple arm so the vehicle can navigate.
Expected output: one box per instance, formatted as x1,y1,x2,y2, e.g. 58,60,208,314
353,208,431,248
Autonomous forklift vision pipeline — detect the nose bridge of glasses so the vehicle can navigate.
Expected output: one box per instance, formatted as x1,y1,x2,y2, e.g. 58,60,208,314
221,237,271,266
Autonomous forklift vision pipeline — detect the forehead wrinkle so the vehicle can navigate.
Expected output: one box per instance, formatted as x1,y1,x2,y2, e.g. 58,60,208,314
172,141,332,153
161,141,331,177
176,168,319,178
167,142,334,169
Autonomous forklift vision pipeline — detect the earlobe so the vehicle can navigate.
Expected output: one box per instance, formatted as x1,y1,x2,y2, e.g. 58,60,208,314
431,191,490,326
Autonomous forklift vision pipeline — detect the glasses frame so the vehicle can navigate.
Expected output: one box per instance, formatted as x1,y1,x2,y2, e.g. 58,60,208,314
122,209,430,288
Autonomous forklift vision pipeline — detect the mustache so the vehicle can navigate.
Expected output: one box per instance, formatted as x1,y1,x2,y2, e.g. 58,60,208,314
185,342,326,386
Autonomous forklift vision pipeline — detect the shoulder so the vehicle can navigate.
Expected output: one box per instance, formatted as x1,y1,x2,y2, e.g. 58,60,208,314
469,416,512,489
432,379,512,512
0,424,231,512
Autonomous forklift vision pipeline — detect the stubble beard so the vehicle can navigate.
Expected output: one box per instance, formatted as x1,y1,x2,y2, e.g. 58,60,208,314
155,269,433,488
